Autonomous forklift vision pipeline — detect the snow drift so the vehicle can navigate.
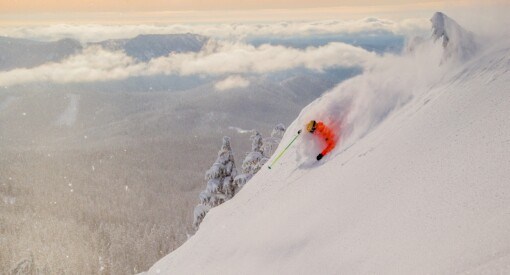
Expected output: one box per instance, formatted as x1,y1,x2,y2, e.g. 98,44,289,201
146,12,510,274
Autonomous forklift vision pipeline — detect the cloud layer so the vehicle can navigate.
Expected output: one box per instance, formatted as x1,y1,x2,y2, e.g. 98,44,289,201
0,17,429,43
0,46,143,86
215,75,250,91
0,40,378,87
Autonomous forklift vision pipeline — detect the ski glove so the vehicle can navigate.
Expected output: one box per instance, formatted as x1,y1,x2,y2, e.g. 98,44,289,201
316,153,323,161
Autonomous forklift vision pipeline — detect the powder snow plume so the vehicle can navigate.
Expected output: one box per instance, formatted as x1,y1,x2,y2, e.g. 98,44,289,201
290,12,479,161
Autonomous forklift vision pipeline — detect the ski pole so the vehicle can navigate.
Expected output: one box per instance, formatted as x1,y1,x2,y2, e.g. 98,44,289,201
268,130,301,169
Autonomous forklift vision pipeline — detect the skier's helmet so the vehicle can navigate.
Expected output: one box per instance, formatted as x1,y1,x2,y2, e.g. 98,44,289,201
306,120,317,133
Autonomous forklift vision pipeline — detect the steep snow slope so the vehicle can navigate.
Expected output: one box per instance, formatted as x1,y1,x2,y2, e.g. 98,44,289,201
147,13,510,274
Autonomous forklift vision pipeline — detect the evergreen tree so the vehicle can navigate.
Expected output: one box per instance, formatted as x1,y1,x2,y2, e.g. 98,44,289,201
233,131,268,190
262,123,286,157
193,136,237,230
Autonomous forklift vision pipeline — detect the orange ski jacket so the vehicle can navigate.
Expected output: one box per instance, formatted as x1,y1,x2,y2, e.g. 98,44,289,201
310,121,336,156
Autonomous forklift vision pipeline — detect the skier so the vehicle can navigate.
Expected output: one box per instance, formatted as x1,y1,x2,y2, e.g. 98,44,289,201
306,120,336,160
268,120,337,169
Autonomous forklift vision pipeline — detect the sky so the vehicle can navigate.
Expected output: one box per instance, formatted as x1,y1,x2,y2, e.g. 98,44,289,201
2,0,506,12
0,0,471,12
0,0,507,25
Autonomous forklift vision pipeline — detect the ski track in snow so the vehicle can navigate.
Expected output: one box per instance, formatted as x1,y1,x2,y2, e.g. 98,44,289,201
55,94,80,127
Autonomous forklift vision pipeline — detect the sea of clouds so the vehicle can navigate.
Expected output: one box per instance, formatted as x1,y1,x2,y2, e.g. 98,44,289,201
0,41,378,87
0,17,430,43
0,17,432,89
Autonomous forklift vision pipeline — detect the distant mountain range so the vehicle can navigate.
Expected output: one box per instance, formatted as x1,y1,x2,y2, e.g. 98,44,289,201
90,33,208,62
0,36,82,70
0,33,208,71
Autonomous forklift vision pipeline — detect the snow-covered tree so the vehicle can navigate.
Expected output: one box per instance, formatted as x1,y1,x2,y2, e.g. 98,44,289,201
262,123,286,157
193,136,237,229
193,127,286,230
234,131,268,190
243,131,267,175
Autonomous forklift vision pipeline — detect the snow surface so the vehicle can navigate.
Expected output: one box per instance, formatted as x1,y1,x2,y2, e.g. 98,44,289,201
147,13,510,274
0,96,18,112
55,94,80,127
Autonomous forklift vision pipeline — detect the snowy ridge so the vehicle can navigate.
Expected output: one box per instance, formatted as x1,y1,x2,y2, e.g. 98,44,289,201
147,13,510,274
430,12,478,62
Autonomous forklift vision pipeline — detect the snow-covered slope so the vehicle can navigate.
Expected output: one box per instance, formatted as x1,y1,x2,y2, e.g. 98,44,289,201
147,13,510,274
